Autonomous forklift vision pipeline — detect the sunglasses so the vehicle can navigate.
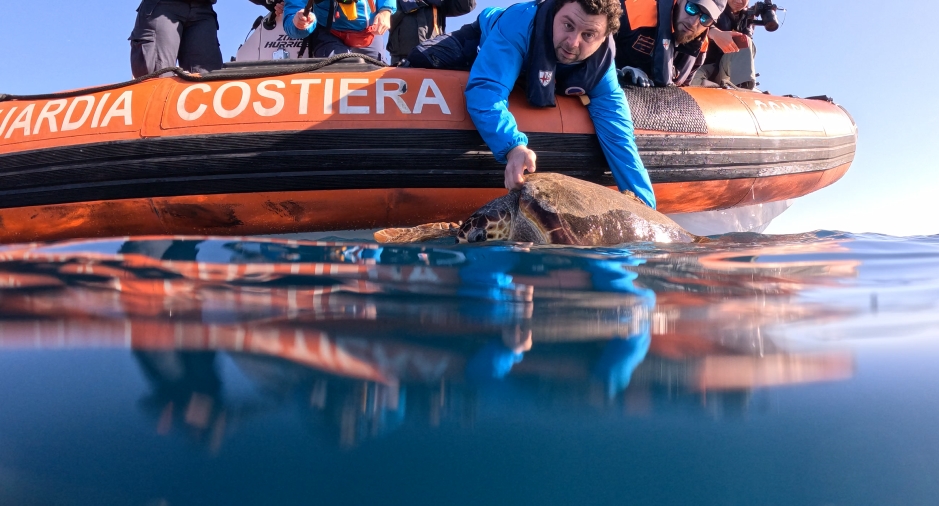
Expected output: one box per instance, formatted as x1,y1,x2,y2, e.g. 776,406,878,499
684,2,715,27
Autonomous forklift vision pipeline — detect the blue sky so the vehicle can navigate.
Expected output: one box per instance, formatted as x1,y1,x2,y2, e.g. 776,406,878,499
0,1,932,237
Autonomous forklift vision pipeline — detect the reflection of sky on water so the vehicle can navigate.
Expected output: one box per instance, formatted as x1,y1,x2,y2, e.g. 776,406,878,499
1,232,938,505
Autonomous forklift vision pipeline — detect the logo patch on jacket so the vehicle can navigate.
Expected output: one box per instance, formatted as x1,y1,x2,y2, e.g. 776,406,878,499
662,39,670,50
538,71,553,87
632,35,655,55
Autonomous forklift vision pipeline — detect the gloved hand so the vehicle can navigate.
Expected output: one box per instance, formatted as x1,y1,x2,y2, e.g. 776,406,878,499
617,66,653,87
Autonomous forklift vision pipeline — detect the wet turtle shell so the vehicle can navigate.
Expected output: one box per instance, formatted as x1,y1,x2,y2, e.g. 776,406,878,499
376,173,698,245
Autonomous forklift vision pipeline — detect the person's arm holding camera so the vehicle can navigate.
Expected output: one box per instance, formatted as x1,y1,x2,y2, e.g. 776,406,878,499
708,0,750,53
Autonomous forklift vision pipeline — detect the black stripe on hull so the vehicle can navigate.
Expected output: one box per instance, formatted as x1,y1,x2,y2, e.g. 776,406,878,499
0,129,855,210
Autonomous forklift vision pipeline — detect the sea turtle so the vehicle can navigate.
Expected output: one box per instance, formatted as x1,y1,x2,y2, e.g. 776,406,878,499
374,173,701,245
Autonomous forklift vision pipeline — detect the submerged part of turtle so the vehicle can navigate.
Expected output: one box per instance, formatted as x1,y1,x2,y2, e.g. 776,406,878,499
374,173,699,245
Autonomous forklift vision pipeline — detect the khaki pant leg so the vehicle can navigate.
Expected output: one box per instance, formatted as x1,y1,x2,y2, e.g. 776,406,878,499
690,63,718,86
717,38,757,86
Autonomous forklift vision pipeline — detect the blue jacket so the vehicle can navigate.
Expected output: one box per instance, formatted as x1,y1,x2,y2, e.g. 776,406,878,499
468,2,655,208
283,0,397,40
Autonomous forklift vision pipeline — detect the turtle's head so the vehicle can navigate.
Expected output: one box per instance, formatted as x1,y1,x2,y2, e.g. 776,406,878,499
457,194,518,243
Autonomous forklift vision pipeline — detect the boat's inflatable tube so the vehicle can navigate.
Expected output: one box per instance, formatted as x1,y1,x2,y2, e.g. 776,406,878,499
0,59,856,243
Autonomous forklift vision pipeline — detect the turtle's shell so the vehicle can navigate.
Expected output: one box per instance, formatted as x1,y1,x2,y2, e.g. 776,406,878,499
378,174,697,245
505,173,695,245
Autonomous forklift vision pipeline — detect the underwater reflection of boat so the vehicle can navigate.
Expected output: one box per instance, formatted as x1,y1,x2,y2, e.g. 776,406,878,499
0,54,856,242
0,314,855,442
0,236,865,446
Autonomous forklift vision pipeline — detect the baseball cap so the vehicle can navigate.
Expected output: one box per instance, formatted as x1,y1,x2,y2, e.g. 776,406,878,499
688,0,728,21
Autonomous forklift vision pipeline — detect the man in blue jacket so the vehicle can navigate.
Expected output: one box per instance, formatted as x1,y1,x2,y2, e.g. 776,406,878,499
283,0,397,60
405,0,655,208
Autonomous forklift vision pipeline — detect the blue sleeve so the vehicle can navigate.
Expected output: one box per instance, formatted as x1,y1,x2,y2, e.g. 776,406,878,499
463,9,532,163
586,65,657,209
283,0,317,39
377,0,398,13
592,331,651,397
466,341,524,382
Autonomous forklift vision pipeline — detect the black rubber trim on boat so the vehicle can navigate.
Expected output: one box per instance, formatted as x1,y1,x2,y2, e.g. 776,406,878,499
623,87,708,134
0,129,857,210
0,53,387,103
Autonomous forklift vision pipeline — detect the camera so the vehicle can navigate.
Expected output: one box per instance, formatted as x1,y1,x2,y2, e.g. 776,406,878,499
746,0,781,32
247,0,284,30
248,0,282,11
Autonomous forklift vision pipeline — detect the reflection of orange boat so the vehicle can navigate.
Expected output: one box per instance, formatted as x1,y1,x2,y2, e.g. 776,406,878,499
0,60,856,242
0,237,856,397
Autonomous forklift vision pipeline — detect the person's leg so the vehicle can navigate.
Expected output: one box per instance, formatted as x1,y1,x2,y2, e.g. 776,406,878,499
310,27,357,57
130,0,184,77
404,20,480,70
177,3,223,74
308,27,385,61
353,34,386,61
690,63,718,86
717,38,756,87
729,38,756,86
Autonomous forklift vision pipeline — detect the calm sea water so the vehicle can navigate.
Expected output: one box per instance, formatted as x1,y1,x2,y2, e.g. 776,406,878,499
1,232,938,506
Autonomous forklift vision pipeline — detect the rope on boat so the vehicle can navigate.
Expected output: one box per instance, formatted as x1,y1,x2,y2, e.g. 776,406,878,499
0,53,388,103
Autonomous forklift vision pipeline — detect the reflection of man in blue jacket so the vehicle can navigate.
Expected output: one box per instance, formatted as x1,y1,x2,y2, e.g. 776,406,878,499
406,0,655,208
283,0,396,60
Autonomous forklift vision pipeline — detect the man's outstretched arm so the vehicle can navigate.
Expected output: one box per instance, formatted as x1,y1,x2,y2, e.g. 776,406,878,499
586,65,656,208
464,7,535,189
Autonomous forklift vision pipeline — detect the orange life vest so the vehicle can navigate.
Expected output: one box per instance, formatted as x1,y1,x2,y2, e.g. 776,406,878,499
614,0,710,86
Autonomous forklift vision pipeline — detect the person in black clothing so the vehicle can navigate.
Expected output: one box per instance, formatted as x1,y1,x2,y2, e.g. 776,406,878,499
691,0,757,88
129,0,223,78
614,0,727,87
386,0,476,65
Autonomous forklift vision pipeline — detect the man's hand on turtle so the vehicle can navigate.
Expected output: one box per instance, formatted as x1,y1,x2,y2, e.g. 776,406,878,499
293,10,316,30
371,10,392,35
505,145,537,190
709,28,740,53
617,66,652,87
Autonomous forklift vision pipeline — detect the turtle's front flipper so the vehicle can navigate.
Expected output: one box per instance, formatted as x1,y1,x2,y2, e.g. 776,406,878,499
374,222,460,243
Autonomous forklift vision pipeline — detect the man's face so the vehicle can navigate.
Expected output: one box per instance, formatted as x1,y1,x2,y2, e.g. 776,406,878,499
552,2,609,65
728,0,748,13
673,0,710,45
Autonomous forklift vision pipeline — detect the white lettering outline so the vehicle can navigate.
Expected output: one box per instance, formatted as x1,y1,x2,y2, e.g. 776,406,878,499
0,107,17,139
339,78,370,115
91,92,111,128
376,79,411,114
32,99,68,134
4,104,35,139
214,82,251,119
101,91,133,127
61,96,95,131
177,84,211,121
413,79,450,115
254,80,286,117
291,78,322,115
323,79,335,115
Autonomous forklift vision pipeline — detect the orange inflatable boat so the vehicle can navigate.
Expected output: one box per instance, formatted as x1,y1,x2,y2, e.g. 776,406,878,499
0,57,857,243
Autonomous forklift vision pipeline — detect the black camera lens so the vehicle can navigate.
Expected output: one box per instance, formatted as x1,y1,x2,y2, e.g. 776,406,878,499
763,7,779,31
